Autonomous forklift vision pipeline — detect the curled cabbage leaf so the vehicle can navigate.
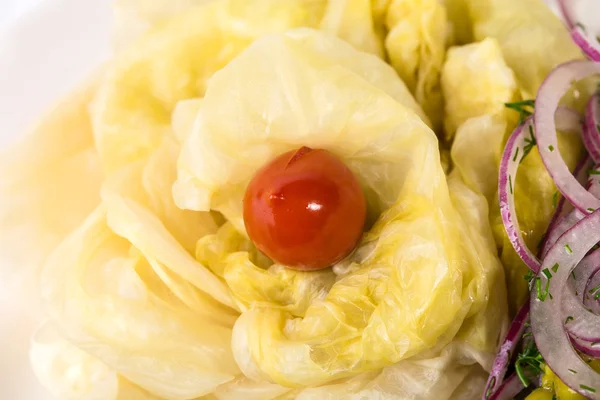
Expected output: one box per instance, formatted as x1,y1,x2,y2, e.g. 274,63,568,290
318,0,384,56
384,0,448,132
30,322,156,400
174,28,506,388
95,0,393,174
0,79,103,302
449,0,582,98
92,0,329,173
39,134,240,399
173,28,428,230
441,38,518,140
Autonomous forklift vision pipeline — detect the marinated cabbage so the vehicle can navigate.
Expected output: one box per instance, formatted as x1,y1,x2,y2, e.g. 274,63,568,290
384,0,448,132
174,27,506,388
441,38,518,140
0,79,103,302
448,0,583,98
8,0,590,398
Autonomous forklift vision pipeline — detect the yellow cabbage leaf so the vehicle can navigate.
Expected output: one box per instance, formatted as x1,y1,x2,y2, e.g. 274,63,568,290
453,0,583,98
30,322,158,400
40,204,238,399
318,0,384,56
91,0,329,173
441,38,518,139
173,28,506,389
0,78,103,301
385,0,448,132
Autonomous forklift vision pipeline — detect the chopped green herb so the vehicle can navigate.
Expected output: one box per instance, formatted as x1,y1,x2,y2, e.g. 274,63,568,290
513,147,520,162
565,243,573,254
588,208,596,212
524,269,535,283
522,331,532,338
536,276,551,301
566,316,574,324
548,145,554,152
521,125,537,163
552,263,559,273
588,284,600,294
589,169,600,175
572,271,577,280
553,191,559,208
542,268,552,279
509,175,513,194
515,341,544,387
581,384,596,393
569,369,578,374
484,377,495,399
596,291,600,301
505,99,535,122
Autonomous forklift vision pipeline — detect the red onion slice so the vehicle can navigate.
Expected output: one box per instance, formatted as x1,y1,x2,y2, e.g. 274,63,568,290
572,336,600,358
562,249,600,341
499,118,542,272
483,301,530,398
486,373,526,400
534,60,600,214
572,25,600,62
558,0,577,29
542,210,584,260
540,156,592,259
584,269,600,314
530,211,600,398
556,106,584,133
586,94,600,161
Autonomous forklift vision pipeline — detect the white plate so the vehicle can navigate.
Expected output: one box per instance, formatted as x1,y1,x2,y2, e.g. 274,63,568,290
0,1,112,398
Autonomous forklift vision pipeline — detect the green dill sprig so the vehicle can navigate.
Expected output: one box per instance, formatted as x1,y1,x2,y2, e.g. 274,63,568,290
565,244,573,254
536,269,552,302
505,99,535,122
589,284,600,300
581,384,597,393
515,341,544,387
552,191,560,209
521,124,537,163
525,269,535,283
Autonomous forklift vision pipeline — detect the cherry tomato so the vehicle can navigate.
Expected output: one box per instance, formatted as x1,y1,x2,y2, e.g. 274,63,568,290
243,146,366,271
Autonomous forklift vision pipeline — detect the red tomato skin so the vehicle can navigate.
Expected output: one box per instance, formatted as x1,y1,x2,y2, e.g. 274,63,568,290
243,147,366,271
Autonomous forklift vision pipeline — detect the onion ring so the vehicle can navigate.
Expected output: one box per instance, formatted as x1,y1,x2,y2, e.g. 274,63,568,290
530,210,600,398
486,373,525,400
534,60,600,214
572,25,600,62
482,301,530,398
